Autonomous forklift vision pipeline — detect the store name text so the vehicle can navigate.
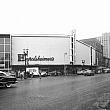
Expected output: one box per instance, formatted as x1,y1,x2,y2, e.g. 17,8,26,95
27,56,54,61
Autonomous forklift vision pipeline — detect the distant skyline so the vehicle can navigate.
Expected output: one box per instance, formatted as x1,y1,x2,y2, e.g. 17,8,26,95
0,0,110,40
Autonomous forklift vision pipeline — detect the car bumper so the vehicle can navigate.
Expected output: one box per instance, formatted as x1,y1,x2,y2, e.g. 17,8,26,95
0,80,18,84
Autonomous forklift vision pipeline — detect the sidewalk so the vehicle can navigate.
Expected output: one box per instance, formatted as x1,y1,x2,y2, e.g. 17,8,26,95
93,93,110,110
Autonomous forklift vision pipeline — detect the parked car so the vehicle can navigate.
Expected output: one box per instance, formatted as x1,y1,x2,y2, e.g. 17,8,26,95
83,69,95,76
0,71,18,88
95,69,102,74
103,68,110,73
41,71,47,77
8,72,16,77
48,71,62,76
77,70,85,75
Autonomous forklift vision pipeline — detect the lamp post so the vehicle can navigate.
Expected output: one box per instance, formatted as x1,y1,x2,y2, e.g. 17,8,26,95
64,53,67,75
23,49,28,79
82,60,85,70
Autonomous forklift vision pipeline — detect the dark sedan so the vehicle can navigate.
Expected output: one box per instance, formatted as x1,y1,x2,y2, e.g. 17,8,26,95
0,71,18,87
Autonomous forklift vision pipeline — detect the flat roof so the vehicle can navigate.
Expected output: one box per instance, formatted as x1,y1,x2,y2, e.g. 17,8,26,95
11,34,70,38
76,40,96,50
0,34,10,38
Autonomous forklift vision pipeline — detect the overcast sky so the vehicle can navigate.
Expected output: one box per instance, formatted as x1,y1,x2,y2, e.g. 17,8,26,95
0,0,110,39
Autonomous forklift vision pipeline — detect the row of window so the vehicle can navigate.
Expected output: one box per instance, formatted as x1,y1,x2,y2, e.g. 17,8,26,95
0,36,11,70
0,53,10,60
0,37,10,44
0,45,10,52
0,61,10,68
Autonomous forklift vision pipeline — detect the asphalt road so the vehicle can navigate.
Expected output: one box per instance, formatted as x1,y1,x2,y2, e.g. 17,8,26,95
0,74,110,110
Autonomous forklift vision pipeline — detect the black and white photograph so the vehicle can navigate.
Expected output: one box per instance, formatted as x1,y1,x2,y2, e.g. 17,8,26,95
0,0,110,110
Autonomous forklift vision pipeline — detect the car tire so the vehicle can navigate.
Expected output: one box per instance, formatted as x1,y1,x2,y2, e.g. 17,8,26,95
5,83,11,88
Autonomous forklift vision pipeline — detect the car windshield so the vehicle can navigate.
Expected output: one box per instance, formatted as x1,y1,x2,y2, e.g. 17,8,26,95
0,72,9,76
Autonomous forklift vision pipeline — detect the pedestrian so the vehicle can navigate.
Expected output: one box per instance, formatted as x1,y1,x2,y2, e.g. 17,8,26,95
26,71,30,78
20,71,24,80
39,70,41,79
18,70,20,78
30,72,33,78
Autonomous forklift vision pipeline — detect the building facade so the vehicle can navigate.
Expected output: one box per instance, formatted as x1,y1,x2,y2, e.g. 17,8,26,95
11,34,73,74
12,35,70,65
96,33,110,58
96,33,110,67
0,33,97,74
75,40,95,68
80,38,103,66
0,34,11,71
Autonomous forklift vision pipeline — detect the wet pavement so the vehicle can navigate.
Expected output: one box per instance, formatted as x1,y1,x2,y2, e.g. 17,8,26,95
1,74,110,110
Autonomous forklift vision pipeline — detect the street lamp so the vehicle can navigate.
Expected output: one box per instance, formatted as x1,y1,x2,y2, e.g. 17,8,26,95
64,52,67,75
82,60,85,70
23,49,29,79
96,57,98,66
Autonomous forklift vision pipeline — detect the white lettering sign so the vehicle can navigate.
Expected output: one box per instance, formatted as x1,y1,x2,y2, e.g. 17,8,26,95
27,56,54,61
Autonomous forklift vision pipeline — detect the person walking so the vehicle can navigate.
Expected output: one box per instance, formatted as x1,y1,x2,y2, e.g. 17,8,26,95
20,71,24,80
30,72,33,78
39,70,41,79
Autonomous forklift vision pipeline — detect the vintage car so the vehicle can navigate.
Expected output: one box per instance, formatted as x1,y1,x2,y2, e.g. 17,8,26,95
83,69,95,76
0,71,18,87
103,68,110,73
77,70,85,75
40,71,48,77
48,71,63,76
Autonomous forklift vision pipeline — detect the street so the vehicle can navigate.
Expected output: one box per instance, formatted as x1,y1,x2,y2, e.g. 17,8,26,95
1,74,110,110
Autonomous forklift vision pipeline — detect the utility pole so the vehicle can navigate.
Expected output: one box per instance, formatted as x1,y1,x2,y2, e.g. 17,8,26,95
23,49,28,79
91,47,92,70
64,52,67,75
71,29,76,65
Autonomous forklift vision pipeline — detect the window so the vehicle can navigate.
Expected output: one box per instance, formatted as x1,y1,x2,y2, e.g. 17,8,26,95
0,60,4,64
5,61,10,68
5,53,10,60
18,54,25,61
0,53,4,60
0,45,4,52
5,38,10,44
0,38,4,44
5,45,10,52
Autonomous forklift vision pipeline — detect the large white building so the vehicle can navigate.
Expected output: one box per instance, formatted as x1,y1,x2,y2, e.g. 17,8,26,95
12,34,71,66
0,34,96,74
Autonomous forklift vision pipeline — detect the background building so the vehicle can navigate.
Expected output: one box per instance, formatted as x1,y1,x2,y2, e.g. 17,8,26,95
75,40,95,69
80,38,103,66
96,33,110,58
0,34,11,71
96,33,110,67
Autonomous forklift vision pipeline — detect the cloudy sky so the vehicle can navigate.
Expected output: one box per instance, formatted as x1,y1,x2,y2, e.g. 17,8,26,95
0,0,110,39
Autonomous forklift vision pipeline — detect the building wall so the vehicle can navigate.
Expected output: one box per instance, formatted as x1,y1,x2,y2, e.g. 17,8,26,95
12,35,70,66
81,38,103,66
75,40,95,66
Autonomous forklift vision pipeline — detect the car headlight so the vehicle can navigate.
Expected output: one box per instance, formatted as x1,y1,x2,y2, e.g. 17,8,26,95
0,78,5,81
